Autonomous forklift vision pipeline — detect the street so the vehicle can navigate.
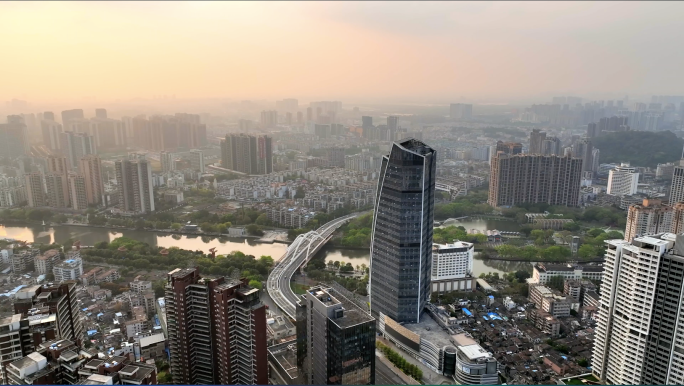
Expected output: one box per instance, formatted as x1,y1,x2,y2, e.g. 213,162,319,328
375,355,408,385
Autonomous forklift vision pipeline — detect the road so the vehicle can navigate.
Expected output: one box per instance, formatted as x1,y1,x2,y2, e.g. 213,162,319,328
376,356,408,385
267,213,360,319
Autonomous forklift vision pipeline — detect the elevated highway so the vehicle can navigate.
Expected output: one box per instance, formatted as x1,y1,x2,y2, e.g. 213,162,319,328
267,213,361,319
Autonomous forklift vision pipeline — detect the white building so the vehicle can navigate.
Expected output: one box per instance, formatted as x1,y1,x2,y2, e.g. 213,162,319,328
606,163,639,196
624,198,675,241
671,160,684,204
431,241,475,293
52,257,83,282
593,233,684,385
0,248,13,264
531,263,603,284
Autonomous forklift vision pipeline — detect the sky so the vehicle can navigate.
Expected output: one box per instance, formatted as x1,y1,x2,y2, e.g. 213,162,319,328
1,1,683,104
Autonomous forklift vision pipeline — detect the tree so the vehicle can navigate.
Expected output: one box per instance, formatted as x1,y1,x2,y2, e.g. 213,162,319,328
578,244,597,259
248,279,263,290
340,263,354,273
606,230,623,239
577,358,589,367
294,187,306,199
563,222,580,231
246,224,264,236
53,214,68,223
587,228,605,238
171,223,182,230
255,214,269,226
216,224,228,234
514,270,531,283
333,261,341,269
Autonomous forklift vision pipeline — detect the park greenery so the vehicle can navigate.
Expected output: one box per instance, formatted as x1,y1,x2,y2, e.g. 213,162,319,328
304,256,368,296
434,225,487,244
335,212,373,247
81,237,274,290
376,341,423,382
503,203,627,230
434,189,492,220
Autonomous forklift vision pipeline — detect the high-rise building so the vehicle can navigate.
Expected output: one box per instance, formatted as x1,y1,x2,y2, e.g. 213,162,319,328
593,233,684,385
260,110,278,128
297,111,304,124
131,115,206,152
40,120,62,152
43,112,54,121
370,139,436,323
95,108,107,119
541,136,562,156
670,160,684,204
571,137,594,172
79,155,104,206
89,118,127,151
159,151,177,173
14,282,84,347
607,163,639,196
115,154,155,214
528,129,546,154
60,109,84,125
45,173,70,208
24,173,46,208
306,107,313,122
220,134,272,175
60,131,95,171
1,116,29,159
165,268,268,385
624,199,674,241
361,116,373,129
495,141,522,155
188,149,205,173
52,255,83,282
301,285,376,385
326,147,345,168
488,154,583,207
68,174,88,210
449,103,473,120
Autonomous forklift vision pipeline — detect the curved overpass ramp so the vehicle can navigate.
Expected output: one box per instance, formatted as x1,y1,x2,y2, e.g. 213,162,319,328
267,213,360,319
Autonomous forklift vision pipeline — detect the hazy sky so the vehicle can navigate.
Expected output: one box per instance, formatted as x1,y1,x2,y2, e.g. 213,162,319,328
1,1,683,103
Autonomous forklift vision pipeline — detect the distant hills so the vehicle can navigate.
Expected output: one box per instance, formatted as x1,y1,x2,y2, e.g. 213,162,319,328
593,130,684,168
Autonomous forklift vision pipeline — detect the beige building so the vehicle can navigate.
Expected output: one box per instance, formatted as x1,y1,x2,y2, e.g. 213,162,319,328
488,153,583,207
68,174,88,210
115,154,154,214
45,173,70,208
624,198,675,241
79,155,104,206
24,173,46,207
34,249,61,275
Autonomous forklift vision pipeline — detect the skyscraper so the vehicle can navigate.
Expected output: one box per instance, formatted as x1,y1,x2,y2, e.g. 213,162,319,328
593,233,684,385
541,136,562,156
24,173,46,208
220,134,272,175
528,129,546,154
670,160,684,204
449,103,473,120
68,174,88,210
571,136,594,172
370,139,436,323
79,155,104,206
115,154,155,214
45,173,70,208
301,286,376,385
0,116,29,159
260,110,278,128
60,131,95,171
488,154,583,207
165,268,268,385
40,120,62,152
43,112,55,121
160,151,177,173
60,109,84,125
188,149,205,173
95,108,107,119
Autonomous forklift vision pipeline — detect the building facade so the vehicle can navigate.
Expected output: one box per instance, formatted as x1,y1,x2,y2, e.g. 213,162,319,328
370,139,436,323
164,268,267,385
302,286,375,385
115,154,155,214
593,233,684,385
221,133,273,175
607,163,639,196
431,242,476,293
488,154,583,208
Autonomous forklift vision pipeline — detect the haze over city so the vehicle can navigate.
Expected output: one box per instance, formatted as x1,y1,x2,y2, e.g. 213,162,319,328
2,1,683,105
3,1,684,386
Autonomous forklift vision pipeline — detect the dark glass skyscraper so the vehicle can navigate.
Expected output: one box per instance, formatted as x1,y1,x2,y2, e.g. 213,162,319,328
370,139,436,323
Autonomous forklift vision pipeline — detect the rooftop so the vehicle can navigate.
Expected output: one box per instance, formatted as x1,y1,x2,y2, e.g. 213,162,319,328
403,313,454,349
268,344,299,380
459,344,494,361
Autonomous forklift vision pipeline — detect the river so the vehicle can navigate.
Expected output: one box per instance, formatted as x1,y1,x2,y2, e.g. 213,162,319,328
1,216,527,276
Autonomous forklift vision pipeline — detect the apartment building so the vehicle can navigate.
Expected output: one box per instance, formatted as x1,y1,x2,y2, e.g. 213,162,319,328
531,263,604,284
164,268,267,385
488,153,583,208
33,250,61,276
593,233,684,384
52,256,83,282
115,154,155,214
